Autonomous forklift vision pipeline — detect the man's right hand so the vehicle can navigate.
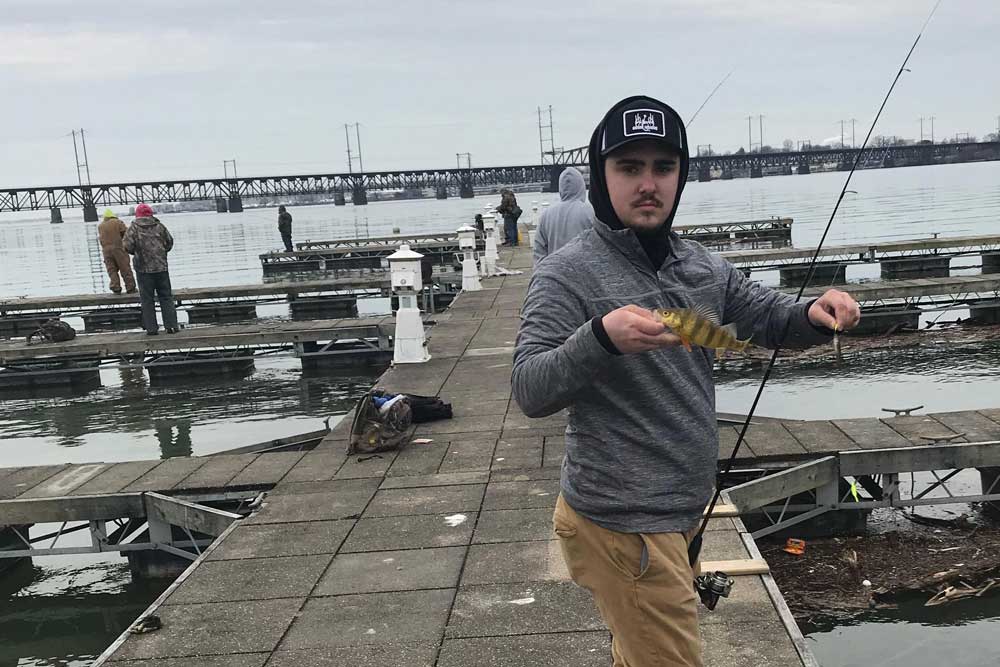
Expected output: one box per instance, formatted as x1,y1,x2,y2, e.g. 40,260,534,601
601,305,682,354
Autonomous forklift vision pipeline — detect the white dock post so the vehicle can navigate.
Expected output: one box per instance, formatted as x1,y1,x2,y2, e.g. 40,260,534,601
388,244,431,364
457,225,482,291
480,214,499,277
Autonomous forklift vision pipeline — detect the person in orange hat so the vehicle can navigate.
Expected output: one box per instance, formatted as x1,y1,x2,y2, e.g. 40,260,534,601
124,203,178,335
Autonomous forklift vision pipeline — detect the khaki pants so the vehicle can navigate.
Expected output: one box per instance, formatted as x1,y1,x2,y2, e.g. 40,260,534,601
103,249,136,293
553,495,703,667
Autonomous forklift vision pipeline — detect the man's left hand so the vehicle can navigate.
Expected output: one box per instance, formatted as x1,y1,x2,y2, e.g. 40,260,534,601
808,289,861,331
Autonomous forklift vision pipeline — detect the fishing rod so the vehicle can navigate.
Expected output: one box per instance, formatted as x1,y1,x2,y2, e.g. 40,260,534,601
687,69,734,127
690,0,944,609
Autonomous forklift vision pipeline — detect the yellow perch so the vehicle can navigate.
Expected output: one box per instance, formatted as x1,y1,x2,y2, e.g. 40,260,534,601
653,306,751,355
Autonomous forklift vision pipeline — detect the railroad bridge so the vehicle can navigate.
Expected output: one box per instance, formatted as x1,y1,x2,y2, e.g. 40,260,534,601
3,141,998,222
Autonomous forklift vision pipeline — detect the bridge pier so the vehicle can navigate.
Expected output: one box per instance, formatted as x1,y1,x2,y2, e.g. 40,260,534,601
781,165,793,176
721,170,735,180
352,187,368,206
50,207,63,224
749,166,763,179
547,165,566,194
435,186,449,200
880,256,950,280
82,201,99,222
797,163,811,175
779,263,846,287
227,195,244,213
969,299,1000,325
696,167,712,182
883,157,895,168
982,253,1000,274
459,180,475,199
215,197,229,213
837,161,853,171
334,191,346,206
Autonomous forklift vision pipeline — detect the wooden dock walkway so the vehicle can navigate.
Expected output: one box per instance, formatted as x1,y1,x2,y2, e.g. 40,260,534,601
0,277,389,316
724,233,1000,284
1,245,819,667
10,244,1000,665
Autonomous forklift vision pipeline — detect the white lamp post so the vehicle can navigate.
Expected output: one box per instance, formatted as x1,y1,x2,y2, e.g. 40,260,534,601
480,214,499,276
531,200,539,226
457,224,482,291
387,244,430,364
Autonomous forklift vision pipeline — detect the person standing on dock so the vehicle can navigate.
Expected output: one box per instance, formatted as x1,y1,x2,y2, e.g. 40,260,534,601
513,95,861,666
124,203,179,336
97,209,137,294
532,166,593,264
278,205,293,252
496,189,522,246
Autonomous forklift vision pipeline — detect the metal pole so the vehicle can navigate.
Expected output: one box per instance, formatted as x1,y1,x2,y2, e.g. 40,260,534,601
747,115,752,153
919,117,924,142
80,128,92,185
759,114,764,153
840,120,845,148
930,116,935,143
355,123,364,173
537,107,544,163
223,160,228,180
548,105,554,163
851,118,856,148
71,130,83,187
345,124,353,174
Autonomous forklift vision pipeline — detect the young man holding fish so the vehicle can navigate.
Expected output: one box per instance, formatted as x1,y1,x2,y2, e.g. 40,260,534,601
512,95,860,666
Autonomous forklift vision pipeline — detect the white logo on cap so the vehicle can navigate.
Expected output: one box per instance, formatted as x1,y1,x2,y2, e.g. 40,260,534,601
623,109,666,138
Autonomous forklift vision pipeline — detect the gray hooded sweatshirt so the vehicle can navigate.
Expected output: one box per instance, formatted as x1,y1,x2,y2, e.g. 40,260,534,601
532,167,593,265
512,220,830,534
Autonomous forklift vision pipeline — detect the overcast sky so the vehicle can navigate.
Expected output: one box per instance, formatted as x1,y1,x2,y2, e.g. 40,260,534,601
1,0,997,186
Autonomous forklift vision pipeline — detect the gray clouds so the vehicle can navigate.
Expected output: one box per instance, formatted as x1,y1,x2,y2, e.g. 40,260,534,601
1,0,997,185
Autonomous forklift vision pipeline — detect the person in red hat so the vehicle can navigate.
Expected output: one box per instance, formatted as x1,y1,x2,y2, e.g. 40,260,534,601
123,203,179,335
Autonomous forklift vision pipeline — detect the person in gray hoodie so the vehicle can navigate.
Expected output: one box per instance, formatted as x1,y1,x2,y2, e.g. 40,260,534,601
124,203,179,335
512,96,860,666
532,166,593,265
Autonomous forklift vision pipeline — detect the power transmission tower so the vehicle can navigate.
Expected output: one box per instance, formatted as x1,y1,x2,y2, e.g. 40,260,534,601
71,129,92,186
538,106,556,164
345,123,364,173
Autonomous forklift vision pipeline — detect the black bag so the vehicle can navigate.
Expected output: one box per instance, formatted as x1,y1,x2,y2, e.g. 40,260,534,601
511,204,523,221
26,319,77,344
347,391,413,455
403,393,453,423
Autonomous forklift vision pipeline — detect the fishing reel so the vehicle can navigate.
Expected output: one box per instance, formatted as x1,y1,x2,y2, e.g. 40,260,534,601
694,571,734,611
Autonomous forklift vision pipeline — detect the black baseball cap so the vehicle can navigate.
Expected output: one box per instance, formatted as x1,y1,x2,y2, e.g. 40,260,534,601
599,98,686,156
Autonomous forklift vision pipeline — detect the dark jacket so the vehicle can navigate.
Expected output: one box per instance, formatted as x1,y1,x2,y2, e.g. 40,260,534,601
124,216,173,273
278,211,292,234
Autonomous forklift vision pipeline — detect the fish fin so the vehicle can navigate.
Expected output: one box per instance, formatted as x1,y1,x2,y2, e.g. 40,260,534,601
691,303,721,325
680,336,693,352
716,347,726,360
722,323,738,338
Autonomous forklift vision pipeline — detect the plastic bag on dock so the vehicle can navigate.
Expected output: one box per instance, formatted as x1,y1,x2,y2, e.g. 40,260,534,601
348,390,413,455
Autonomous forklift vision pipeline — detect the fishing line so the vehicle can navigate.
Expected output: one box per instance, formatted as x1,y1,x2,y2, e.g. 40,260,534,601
691,0,944,562
687,69,735,127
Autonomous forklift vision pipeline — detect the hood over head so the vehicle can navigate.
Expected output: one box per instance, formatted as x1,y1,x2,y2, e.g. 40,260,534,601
558,167,587,202
587,95,689,268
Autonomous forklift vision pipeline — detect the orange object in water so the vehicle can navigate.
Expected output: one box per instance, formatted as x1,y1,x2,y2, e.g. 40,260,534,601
783,538,806,555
